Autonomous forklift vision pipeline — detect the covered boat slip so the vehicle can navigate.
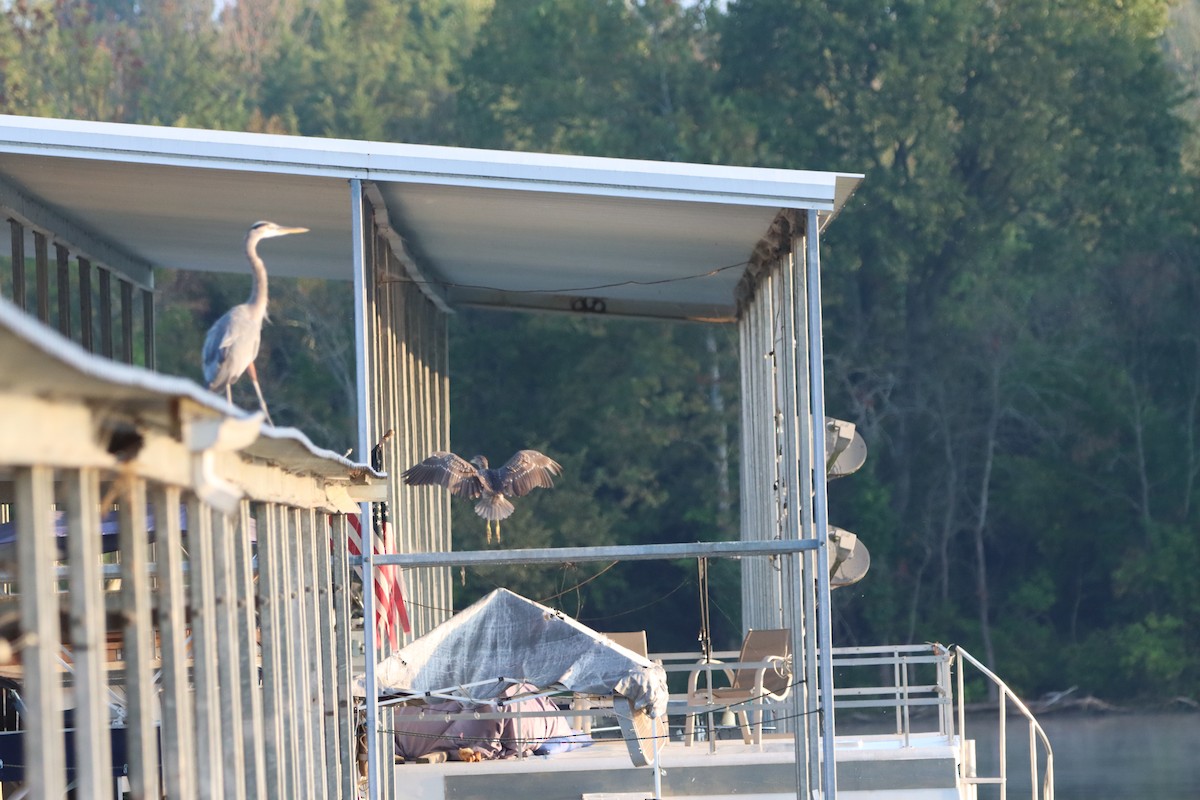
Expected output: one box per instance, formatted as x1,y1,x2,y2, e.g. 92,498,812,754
0,113,860,650
0,114,1054,799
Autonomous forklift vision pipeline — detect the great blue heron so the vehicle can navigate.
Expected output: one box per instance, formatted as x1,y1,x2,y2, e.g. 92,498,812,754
401,450,563,543
202,220,308,426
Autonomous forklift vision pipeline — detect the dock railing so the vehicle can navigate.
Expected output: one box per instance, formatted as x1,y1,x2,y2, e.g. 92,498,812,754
656,641,1053,800
953,645,1055,800
656,642,955,746
0,297,384,799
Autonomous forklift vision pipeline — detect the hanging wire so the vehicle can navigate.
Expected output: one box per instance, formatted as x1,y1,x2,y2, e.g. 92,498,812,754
378,260,750,297
537,561,618,604
578,575,690,624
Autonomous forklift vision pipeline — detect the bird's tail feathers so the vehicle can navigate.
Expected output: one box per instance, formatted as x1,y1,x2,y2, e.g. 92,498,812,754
475,495,514,521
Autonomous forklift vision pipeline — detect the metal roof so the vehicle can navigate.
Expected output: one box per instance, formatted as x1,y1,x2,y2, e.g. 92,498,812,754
0,114,861,321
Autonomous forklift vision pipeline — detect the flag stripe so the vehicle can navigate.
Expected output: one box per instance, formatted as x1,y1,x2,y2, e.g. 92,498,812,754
345,513,408,650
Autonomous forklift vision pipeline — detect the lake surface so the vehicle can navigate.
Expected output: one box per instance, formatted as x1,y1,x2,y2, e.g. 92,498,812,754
967,710,1200,800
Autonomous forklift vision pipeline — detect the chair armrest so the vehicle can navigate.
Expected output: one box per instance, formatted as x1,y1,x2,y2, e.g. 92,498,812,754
686,658,737,700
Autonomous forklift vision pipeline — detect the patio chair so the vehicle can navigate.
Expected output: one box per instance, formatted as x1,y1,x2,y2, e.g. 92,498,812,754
683,628,792,746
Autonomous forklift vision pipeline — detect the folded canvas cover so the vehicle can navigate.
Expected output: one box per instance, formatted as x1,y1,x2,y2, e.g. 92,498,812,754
365,588,669,718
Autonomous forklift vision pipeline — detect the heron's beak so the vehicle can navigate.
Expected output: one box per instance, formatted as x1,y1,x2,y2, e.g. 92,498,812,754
279,226,309,236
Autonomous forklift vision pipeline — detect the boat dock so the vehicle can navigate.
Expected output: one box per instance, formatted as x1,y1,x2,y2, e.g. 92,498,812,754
0,114,1051,799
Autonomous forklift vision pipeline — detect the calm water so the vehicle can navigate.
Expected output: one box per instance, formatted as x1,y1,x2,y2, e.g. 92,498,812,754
968,710,1200,800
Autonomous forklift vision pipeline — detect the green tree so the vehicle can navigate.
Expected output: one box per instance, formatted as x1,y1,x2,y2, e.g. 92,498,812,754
257,0,490,143
720,0,1196,699
454,0,739,162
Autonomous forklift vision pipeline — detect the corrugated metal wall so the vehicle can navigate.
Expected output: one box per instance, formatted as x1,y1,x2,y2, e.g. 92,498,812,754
359,188,454,643
735,212,823,766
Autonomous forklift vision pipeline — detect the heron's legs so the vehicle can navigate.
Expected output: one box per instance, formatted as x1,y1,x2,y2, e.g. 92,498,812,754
225,384,233,405
247,362,275,427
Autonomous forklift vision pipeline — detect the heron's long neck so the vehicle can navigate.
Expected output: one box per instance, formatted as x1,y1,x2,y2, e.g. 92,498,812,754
245,237,269,313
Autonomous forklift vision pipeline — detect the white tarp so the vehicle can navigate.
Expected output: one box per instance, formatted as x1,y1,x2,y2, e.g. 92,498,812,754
364,588,669,718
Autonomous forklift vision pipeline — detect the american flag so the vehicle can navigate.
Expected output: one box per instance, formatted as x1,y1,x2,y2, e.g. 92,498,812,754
344,435,410,651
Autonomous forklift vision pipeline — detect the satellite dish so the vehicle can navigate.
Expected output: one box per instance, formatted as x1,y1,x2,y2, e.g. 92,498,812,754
825,417,868,479
828,525,871,589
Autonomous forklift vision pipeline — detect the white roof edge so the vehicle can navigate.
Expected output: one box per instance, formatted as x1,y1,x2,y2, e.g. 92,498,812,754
0,114,863,211
0,295,377,475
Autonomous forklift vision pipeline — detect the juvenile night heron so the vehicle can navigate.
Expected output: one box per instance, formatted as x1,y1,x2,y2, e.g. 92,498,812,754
202,220,308,426
401,450,563,543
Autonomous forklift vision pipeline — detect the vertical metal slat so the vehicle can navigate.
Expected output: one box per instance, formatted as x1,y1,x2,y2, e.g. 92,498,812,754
153,484,196,800
55,243,72,338
16,466,65,797
257,504,287,800
330,514,358,799
317,513,343,797
142,287,155,369
118,476,158,797
9,219,26,311
236,501,268,800
98,267,113,358
301,509,330,792
79,257,94,352
120,279,134,364
188,496,225,800
213,511,248,800
287,508,316,792
65,468,114,800
278,508,305,792
33,230,49,323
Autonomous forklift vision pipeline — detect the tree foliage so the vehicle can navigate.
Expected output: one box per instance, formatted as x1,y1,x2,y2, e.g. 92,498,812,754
2,0,1199,697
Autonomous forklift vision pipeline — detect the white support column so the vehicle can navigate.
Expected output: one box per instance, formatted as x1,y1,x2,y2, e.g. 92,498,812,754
351,176,383,800
351,178,372,466
806,207,838,799
790,227,821,792
782,235,815,799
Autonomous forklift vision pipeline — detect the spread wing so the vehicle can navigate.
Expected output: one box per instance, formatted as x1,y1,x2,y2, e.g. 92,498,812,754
497,450,562,497
400,452,483,499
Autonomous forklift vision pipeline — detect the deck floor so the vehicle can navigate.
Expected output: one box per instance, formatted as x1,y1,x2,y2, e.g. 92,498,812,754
396,731,963,800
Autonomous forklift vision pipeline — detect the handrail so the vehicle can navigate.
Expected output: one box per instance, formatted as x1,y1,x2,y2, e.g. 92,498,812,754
953,645,1055,800
656,643,955,748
